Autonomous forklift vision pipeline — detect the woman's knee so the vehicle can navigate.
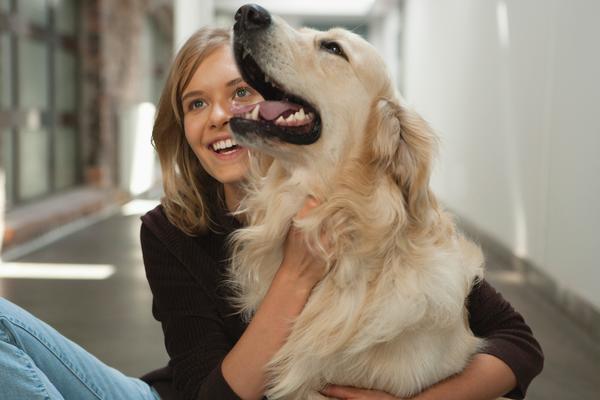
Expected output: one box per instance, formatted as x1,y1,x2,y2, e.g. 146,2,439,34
0,297,24,320
0,298,45,347
0,340,65,399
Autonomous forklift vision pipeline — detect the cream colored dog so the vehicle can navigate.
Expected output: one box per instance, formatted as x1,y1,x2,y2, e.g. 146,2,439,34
228,5,485,399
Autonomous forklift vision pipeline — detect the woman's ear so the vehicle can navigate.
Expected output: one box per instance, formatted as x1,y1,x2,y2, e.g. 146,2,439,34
370,97,439,225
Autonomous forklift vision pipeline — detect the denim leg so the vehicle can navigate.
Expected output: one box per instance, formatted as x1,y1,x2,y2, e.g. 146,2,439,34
0,336,65,399
0,298,160,400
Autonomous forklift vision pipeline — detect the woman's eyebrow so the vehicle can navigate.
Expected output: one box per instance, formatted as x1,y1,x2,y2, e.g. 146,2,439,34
181,78,243,102
227,77,243,87
181,90,204,103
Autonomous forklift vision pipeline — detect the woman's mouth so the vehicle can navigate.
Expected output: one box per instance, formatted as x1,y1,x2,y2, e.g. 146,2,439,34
208,137,246,160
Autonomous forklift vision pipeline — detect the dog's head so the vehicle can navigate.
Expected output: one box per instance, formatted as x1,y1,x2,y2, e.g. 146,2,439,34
231,4,438,226
230,4,392,161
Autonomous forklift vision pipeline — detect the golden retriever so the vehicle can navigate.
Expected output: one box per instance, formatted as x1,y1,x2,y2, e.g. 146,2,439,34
228,4,485,399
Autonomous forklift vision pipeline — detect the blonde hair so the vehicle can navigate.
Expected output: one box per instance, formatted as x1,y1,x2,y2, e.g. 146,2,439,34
152,27,231,235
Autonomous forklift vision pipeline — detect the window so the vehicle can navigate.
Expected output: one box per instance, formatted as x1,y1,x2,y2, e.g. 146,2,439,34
2,128,11,207
0,0,9,13
0,0,80,207
0,33,10,109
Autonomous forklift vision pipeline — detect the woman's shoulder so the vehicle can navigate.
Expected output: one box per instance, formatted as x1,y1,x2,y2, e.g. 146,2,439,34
140,204,200,258
141,203,170,233
141,203,200,241
140,203,230,267
140,203,234,291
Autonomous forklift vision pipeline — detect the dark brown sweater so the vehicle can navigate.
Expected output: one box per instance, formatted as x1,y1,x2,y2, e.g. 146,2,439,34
140,204,543,400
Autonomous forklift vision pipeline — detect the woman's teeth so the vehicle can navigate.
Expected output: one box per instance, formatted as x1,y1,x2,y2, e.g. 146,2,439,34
211,138,238,152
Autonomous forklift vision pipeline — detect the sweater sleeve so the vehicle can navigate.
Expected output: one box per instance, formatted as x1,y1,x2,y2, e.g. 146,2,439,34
140,222,241,400
467,279,544,399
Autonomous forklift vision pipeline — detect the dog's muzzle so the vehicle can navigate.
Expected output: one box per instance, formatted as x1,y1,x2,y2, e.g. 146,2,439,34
230,4,322,146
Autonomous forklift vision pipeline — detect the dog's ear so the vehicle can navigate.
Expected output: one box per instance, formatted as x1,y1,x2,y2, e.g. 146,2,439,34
369,98,439,225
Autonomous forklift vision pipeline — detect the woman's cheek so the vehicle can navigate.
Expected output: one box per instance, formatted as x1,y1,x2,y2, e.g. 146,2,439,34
183,115,205,146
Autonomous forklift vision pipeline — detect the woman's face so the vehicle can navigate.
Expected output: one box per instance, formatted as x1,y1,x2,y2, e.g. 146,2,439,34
181,45,262,185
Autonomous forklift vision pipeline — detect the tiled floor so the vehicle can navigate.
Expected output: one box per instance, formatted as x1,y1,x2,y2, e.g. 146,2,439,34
1,200,599,399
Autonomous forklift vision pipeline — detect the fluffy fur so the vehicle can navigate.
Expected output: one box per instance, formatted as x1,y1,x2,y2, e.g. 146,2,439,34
229,15,485,400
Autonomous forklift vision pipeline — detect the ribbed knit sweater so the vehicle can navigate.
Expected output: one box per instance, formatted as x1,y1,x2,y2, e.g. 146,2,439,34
139,204,543,400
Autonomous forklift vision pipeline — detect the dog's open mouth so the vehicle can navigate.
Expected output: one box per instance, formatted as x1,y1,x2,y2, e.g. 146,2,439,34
230,45,321,145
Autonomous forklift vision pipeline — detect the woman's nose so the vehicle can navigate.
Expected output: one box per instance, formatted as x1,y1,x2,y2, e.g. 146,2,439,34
210,101,231,129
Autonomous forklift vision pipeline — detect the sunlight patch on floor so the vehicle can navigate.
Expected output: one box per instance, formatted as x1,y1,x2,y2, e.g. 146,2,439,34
0,262,115,280
121,199,160,217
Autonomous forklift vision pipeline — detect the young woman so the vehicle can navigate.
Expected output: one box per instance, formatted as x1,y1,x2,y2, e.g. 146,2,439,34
0,27,542,400
141,27,543,400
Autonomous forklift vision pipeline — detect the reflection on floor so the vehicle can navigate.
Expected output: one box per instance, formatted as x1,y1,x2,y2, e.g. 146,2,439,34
1,200,599,399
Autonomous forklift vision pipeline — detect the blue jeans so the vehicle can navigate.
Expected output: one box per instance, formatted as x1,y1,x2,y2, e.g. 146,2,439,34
0,297,161,400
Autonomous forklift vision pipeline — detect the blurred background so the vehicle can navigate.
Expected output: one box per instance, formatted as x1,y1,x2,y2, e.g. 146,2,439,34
0,0,599,399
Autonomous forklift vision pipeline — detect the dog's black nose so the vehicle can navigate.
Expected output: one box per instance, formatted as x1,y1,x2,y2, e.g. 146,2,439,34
234,4,271,31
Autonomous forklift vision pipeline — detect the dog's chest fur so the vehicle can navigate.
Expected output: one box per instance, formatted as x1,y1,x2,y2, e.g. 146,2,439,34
230,173,484,399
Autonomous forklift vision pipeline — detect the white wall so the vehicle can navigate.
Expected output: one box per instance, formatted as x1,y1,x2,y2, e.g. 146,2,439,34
174,0,214,51
368,0,402,87
402,0,600,309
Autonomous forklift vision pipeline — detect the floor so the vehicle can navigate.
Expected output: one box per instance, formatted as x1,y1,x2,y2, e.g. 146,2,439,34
1,199,599,399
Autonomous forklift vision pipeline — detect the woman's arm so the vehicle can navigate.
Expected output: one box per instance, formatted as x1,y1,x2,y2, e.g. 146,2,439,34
222,198,327,400
414,353,516,400
142,200,325,400
466,280,544,398
322,353,514,400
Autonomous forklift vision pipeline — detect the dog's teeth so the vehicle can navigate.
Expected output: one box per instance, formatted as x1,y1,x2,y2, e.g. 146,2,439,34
276,116,285,125
285,114,295,123
251,104,260,120
298,108,306,120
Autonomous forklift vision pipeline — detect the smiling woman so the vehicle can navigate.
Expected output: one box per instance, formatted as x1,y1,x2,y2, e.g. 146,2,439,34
152,30,262,235
181,46,260,186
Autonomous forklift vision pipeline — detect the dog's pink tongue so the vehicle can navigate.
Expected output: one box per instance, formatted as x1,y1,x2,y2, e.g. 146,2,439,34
231,101,301,120
258,101,301,120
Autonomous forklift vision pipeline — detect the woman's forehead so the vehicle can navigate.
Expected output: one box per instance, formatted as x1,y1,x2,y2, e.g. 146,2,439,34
187,46,240,91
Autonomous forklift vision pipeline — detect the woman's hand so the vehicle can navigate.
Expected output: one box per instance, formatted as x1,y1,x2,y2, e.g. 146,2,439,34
321,385,402,400
279,196,329,288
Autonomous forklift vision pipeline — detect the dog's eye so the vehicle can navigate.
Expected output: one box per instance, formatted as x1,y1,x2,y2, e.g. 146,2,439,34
320,41,348,60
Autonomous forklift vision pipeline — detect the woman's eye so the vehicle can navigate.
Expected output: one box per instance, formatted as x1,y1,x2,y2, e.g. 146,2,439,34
190,99,205,110
235,87,252,98
320,41,348,60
